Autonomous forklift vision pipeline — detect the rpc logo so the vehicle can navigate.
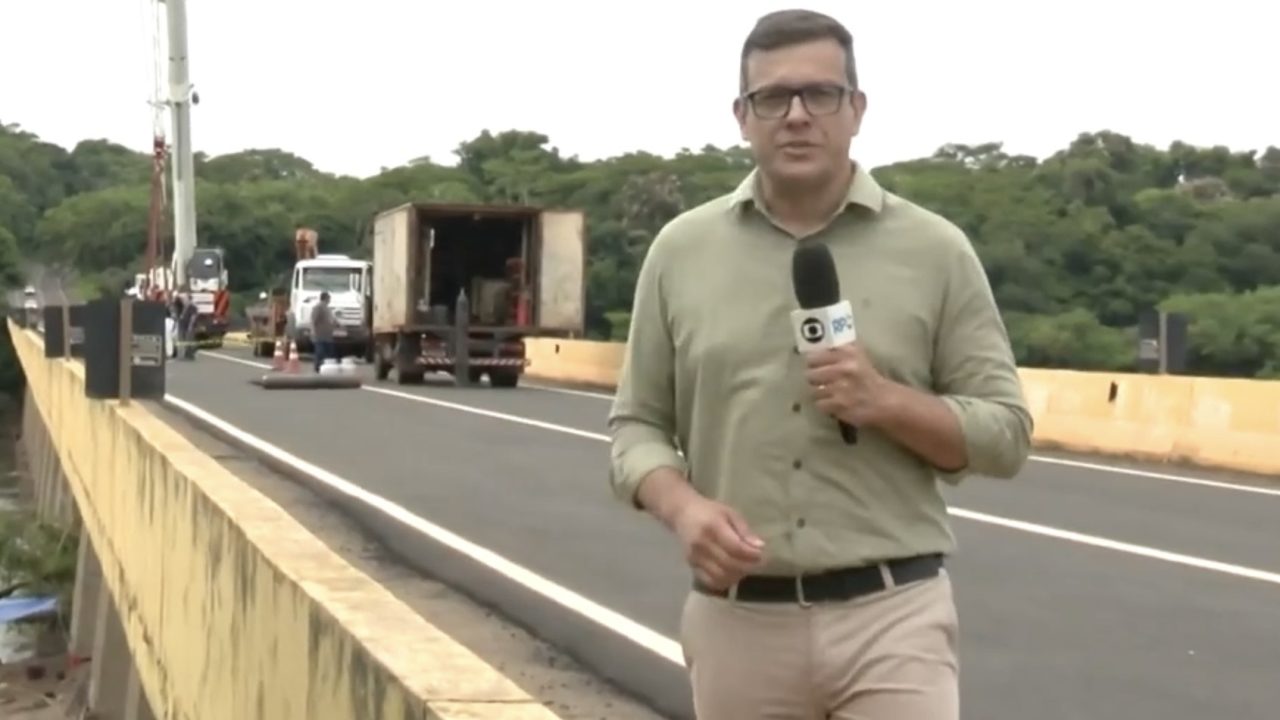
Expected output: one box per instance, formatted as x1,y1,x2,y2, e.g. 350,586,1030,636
831,314,854,335
800,317,825,343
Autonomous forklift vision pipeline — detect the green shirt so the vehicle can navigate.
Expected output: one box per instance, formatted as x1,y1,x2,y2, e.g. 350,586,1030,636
607,162,1033,574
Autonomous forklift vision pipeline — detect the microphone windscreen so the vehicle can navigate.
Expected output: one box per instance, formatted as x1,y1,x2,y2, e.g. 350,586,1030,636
791,242,841,309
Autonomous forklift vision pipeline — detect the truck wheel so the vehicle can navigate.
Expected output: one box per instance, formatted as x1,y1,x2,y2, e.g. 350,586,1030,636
489,370,520,389
395,367,424,385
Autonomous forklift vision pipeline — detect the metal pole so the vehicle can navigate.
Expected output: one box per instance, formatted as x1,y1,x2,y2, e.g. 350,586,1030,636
61,304,71,358
160,0,197,289
119,299,134,405
1157,310,1169,375
454,290,470,387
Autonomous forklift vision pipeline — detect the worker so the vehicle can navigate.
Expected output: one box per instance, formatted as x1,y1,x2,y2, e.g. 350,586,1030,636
310,291,336,372
177,292,199,360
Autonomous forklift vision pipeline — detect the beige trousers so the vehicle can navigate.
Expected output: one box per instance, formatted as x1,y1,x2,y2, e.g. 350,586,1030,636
678,570,959,720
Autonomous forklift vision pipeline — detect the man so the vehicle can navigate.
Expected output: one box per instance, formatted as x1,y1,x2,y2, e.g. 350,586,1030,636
310,291,336,372
177,292,200,360
607,9,1032,720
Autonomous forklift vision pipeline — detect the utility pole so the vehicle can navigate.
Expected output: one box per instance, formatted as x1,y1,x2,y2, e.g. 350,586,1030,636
159,0,198,290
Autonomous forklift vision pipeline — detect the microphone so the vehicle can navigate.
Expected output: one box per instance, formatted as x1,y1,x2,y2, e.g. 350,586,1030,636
790,242,858,445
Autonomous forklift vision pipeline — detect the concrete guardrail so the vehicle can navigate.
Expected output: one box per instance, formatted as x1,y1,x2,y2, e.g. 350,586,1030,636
524,338,1280,477
9,319,566,720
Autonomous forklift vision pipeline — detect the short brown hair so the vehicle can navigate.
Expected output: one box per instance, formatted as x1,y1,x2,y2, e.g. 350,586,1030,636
739,9,858,94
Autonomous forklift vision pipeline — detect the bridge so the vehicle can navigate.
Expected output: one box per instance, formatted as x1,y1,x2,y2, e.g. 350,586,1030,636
6,298,1279,719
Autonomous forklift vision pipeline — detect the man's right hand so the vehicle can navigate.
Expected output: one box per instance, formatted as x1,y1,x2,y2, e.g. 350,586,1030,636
671,496,765,591
636,469,765,591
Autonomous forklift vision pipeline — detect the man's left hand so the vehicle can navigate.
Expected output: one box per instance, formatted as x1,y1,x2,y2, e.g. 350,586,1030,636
804,344,894,427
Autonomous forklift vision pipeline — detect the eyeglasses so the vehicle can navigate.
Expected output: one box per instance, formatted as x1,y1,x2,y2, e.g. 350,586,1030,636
743,84,851,120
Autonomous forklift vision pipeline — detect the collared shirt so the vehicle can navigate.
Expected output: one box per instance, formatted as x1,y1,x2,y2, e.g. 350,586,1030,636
607,162,1033,574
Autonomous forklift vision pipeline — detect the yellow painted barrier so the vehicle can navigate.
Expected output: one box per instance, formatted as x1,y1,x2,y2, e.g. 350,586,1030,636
524,338,1280,477
10,319,565,720
525,338,624,389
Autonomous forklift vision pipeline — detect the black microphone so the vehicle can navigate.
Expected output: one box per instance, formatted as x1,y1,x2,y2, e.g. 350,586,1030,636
790,243,858,445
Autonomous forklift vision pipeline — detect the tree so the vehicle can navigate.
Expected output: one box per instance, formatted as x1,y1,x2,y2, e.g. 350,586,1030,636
1,121,1279,378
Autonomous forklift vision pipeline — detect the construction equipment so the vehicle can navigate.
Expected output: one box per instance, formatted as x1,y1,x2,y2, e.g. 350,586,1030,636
250,343,364,390
246,227,372,361
285,228,372,360
251,372,362,390
245,288,289,357
183,247,231,346
368,201,586,388
138,0,231,345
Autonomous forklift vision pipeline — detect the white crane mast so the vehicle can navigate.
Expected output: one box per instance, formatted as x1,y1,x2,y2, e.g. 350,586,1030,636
156,0,198,289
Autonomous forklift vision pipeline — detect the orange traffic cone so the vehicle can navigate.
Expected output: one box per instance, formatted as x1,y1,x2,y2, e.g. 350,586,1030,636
271,338,286,371
285,339,300,374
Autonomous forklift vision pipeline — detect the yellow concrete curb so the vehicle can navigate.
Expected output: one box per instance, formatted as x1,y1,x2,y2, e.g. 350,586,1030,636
522,337,1280,477
10,319,568,720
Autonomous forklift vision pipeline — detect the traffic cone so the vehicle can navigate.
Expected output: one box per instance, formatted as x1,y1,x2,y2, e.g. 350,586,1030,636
271,338,285,371
285,339,300,374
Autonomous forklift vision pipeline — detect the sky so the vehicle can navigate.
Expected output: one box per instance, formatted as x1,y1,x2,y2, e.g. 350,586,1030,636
1,1,1276,179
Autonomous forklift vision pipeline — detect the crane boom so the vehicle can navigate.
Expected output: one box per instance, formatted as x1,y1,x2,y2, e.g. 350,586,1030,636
159,0,197,289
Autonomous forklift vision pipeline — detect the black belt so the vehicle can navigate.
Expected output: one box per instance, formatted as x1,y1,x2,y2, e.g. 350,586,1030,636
695,553,944,605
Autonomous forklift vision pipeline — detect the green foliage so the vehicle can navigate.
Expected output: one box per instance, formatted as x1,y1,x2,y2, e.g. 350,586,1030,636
0,507,79,628
1,119,1279,378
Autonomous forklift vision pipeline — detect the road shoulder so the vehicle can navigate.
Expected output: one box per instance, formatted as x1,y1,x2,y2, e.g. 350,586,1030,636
147,400,668,720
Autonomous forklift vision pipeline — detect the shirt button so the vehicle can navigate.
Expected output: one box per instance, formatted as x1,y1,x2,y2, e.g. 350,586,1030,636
793,459,802,470
796,518,807,528
792,402,801,413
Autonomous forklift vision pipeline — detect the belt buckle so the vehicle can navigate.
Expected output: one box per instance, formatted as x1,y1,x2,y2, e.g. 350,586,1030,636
795,574,812,608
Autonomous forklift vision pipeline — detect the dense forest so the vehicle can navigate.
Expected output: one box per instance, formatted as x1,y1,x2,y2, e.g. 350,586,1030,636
1,120,1279,379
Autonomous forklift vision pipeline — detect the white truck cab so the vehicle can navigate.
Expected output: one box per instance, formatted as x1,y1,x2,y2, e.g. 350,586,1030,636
289,254,372,355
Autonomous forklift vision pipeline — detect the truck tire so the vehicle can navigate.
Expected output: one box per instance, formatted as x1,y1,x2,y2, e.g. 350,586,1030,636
489,369,520,388
396,366,424,385
393,333,424,385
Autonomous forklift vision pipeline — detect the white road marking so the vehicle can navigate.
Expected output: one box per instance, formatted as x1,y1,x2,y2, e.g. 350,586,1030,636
193,350,1280,589
164,389,1280,675
163,393,686,667
949,509,1280,586
204,350,1280,499
1020,455,1280,497
505,367,1280,498
524,383,617,401
201,350,610,443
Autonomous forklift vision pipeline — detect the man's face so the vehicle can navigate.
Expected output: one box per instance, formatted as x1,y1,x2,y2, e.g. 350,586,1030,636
734,38,866,188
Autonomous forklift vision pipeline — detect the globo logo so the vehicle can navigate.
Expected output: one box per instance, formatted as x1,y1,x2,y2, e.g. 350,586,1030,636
800,317,825,343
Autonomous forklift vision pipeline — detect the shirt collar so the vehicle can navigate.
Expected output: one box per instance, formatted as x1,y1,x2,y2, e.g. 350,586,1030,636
729,160,885,215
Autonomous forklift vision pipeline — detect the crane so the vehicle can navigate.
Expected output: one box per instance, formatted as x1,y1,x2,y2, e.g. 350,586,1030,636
157,0,198,290
140,0,231,346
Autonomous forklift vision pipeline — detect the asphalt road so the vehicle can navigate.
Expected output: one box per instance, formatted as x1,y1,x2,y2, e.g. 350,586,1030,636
163,347,1280,720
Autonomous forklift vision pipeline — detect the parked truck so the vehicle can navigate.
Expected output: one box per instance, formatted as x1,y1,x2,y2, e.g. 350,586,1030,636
287,228,373,360
184,247,232,348
245,228,373,360
369,201,586,387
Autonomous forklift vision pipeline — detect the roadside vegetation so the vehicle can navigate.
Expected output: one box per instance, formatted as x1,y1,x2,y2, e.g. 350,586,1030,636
1,121,1278,381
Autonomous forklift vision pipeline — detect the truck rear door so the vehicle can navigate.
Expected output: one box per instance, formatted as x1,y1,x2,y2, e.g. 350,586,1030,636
372,205,418,330
536,210,585,333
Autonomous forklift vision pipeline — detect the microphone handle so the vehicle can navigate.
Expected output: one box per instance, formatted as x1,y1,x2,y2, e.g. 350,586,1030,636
838,419,858,445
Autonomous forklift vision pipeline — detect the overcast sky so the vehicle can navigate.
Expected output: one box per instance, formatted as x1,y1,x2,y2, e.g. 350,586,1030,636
2,1,1275,178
